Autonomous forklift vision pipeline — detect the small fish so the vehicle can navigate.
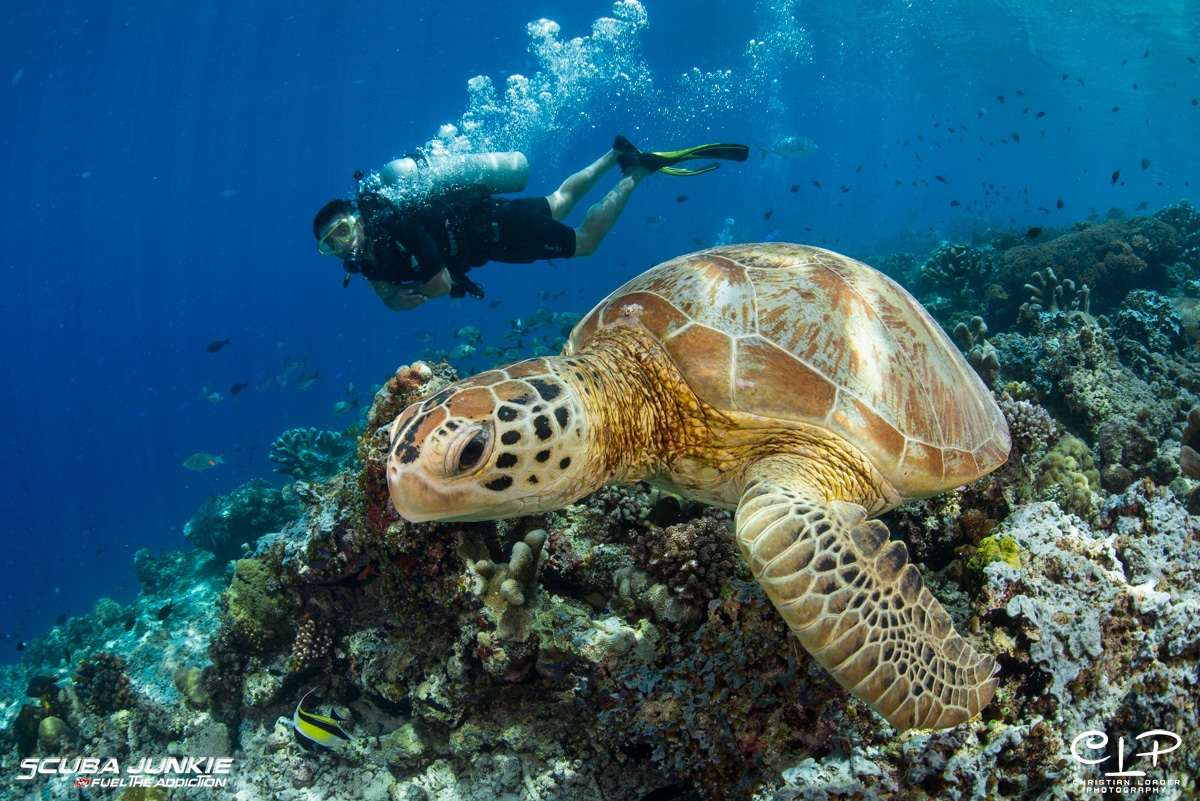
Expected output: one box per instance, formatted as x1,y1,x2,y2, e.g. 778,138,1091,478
16,641,26,652
1137,200,1149,211
205,392,223,404
487,300,503,309
124,617,136,632
950,199,961,207
643,215,666,228
280,356,306,377
758,135,818,162
1036,111,1046,118
294,370,322,390
1111,169,1121,184
230,381,248,395
855,164,862,173
293,689,352,750
454,325,483,343
205,339,230,354
55,614,67,626
1189,57,1196,64
1057,199,1065,209
1141,158,1151,170
183,453,225,471
790,184,799,193
675,195,688,203
762,230,782,242
1025,226,1043,239
763,210,773,221
1011,132,1020,142
448,344,476,360
413,330,435,343
997,95,1006,103
341,423,362,439
935,175,948,184
812,180,821,188
332,399,359,416
691,237,704,246
157,602,174,621
1144,49,1150,58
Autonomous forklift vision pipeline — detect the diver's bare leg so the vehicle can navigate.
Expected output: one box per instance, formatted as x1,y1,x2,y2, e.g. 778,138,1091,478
572,167,647,257
546,150,620,220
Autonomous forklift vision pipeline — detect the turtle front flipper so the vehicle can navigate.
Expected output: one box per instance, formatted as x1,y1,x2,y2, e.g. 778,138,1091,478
735,457,997,730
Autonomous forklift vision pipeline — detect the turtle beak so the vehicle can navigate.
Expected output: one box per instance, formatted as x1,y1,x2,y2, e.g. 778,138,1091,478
388,465,527,522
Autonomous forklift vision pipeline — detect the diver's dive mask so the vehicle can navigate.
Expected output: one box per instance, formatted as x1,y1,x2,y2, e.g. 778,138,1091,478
317,215,359,257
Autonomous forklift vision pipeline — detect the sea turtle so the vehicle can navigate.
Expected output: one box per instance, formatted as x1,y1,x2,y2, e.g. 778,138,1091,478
386,243,1010,730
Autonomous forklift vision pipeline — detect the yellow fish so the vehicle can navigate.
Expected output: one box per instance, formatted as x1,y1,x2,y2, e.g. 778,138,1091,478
293,689,351,750
182,453,225,471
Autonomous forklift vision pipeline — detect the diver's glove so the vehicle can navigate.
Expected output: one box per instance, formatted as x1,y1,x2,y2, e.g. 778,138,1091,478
614,135,750,176
450,279,485,300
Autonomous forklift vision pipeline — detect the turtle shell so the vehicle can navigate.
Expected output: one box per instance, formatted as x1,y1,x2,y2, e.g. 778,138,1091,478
568,243,1010,498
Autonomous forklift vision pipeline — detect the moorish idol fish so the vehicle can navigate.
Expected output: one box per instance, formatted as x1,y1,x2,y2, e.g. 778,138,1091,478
292,688,352,750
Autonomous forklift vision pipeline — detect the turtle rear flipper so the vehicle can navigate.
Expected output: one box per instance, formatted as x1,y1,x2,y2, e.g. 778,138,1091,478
735,457,998,730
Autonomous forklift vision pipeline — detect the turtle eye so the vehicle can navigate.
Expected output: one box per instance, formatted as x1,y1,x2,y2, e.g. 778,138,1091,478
447,425,492,476
459,434,486,470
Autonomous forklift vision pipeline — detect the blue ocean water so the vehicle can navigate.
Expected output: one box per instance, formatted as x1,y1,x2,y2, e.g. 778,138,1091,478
0,0,1195,661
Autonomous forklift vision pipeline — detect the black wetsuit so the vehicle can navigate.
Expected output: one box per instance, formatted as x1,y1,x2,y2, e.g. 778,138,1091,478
346,185,577,299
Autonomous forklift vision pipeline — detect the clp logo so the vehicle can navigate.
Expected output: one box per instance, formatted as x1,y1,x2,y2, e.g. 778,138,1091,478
1071,730,1182,776
73,778,91,787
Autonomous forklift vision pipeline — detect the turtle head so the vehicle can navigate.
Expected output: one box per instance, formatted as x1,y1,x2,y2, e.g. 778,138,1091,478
386,361,594,522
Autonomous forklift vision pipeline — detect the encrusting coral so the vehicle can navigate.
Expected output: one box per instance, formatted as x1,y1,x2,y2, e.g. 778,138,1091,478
1035,435,1101,518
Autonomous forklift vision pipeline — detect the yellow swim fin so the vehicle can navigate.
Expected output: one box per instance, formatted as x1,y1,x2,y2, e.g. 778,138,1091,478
614,136,749,176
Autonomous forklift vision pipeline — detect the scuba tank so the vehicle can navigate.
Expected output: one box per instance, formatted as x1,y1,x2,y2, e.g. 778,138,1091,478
372,151,530,196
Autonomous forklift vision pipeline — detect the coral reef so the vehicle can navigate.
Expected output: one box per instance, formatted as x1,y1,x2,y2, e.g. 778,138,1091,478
8,209,1200,801
269,427,357,480
184,478,301,559
1000,217,1179,313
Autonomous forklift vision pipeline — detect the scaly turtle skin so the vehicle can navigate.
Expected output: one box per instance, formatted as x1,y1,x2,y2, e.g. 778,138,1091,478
386,243,1010,730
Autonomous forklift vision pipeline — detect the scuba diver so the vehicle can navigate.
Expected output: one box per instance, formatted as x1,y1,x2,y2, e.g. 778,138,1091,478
313,135,749,311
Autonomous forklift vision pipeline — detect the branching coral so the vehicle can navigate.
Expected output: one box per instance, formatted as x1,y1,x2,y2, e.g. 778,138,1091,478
73,652,136,714
629,509,741,609
953,315,1002,388
290,617,334,673
269,428,356,480
997,393,1055,453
